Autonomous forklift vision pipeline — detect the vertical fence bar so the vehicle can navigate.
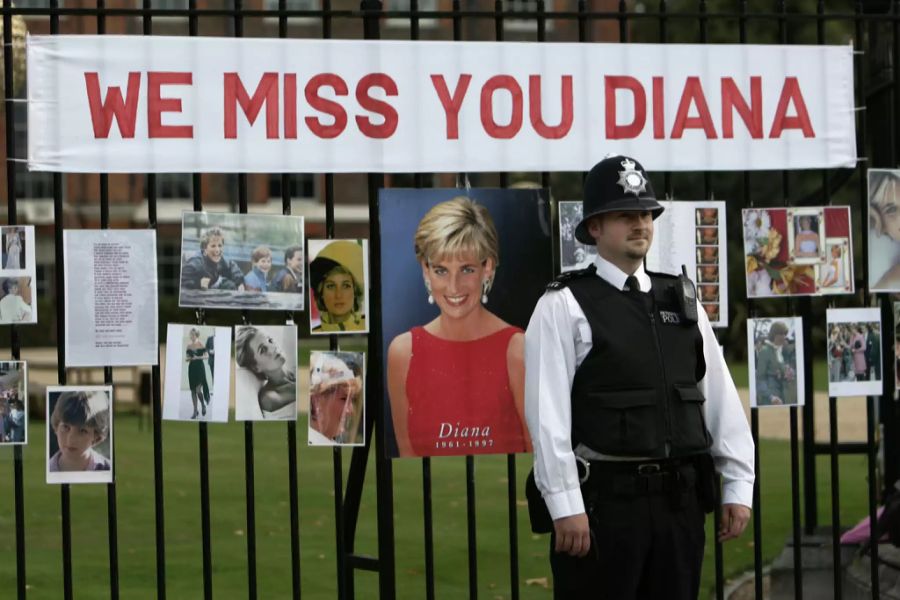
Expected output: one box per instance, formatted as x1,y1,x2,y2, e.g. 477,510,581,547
751,410,763,600
422,457,435,600
2,0,26,596
466,455,477,599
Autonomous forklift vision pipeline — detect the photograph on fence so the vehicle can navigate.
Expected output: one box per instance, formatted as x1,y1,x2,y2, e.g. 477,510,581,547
308,351,365,446
646,200,728,327
234,324,297,421
0,361,26,445
308,239,369,335
380,188,551,458
63,229,159,366
895,302,900,391
747,317,804,407
46,386,113,484
0,276,35,325
743,207,854,298
559,200,598,272
163,324,232,422
179,212,305,311
0,226,36,325
868,169,900,292
826,308,882,397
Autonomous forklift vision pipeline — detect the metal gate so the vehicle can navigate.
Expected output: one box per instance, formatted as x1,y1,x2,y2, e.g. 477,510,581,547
2,1,899,599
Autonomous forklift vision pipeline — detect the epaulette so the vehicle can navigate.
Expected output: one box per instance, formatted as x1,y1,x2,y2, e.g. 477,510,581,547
546,264,597,291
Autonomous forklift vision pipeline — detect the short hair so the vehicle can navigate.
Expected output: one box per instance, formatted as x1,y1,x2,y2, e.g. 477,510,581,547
314,265,362,313
414,197,499,269
189,327,200,339
251,246,272,263
2,279,16,294
768,321,789,341
200,227,225,251
235,326,261,374
50,391,110,441
284,245,302,264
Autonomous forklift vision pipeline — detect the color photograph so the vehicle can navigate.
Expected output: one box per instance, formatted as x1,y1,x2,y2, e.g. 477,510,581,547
743,207,854,297
0,277,35,325
308,351,365,446
163,324,232,422
559,200,598,272
308,239,369,335
46,386,113,484
747,317,804,407
380,188,551,458
0,361,26,445
868,169,900,292
826,308,882,397
179,212,305,311
894,301,900,391
234,324,298,421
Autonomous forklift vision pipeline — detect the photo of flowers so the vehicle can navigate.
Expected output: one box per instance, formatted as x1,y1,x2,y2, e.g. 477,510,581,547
743,207,854,298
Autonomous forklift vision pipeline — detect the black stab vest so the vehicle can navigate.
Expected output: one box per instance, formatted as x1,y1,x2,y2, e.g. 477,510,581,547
557,267,712,458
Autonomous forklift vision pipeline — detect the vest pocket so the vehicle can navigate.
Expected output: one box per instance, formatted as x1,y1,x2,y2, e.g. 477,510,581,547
587,389,659,455
671,384,713,452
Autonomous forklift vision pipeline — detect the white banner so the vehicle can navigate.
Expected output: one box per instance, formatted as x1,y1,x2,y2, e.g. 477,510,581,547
27,35,857,173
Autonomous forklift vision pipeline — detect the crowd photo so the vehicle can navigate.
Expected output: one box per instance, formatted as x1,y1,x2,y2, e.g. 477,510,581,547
0,361,26,444
827,322,881,383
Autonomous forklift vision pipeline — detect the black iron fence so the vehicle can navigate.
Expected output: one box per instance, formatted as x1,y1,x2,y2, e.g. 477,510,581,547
2,1,899,599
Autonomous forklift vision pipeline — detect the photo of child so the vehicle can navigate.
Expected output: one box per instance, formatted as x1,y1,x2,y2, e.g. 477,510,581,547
46,386,113,484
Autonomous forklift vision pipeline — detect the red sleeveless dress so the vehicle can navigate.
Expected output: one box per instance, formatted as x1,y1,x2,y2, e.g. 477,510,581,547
405,325,528,456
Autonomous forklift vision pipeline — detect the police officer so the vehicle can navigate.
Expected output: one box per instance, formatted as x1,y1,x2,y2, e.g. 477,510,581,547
524,156,754,599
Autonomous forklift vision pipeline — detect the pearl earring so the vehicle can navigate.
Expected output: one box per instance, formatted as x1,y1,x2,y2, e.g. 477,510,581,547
481,279,489,304
425,280,434,305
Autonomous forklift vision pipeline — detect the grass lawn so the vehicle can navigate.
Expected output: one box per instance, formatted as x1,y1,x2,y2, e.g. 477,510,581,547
0,414,871,599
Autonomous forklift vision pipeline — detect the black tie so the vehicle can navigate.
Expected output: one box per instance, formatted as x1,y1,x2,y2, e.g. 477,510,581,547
625,275,640,293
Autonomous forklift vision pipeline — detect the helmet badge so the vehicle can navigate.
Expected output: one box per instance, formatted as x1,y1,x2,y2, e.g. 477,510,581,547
616,158,648,196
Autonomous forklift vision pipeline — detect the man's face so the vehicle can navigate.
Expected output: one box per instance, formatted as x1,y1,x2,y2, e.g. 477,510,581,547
588,211,654,262
203,236,225,263
287,250,302,271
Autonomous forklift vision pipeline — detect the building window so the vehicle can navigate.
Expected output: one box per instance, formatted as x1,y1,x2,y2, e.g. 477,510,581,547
268,174,316,200
145,173,192,201
157,239,181,297
13,106,53,201
14,0,64,8
147,0,188,9
385,0,438,26
504,0,553,31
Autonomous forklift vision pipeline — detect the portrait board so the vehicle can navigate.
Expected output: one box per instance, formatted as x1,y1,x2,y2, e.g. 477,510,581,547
379,188,552,458
646,200,728,328
743,207,853,298
163,324,232,422
868,169,900,292
308,239,369,335
558,200,598,272
308,351,365,446
234,324,297,421
0,226,36,325
0,361,27,445
46,386,113,484
826,307,882,397
179,212,305,311
63,229,159,366
747,317,805,408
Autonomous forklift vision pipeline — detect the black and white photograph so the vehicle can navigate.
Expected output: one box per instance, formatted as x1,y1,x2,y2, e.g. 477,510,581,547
309,239,369,335
747,317,804,407
179,212,305,311
308,351,365,446
234,324,298,421
163,324,231,422
0,361,26,444
0,277,35,325
826,308,882,397
46,386,113,484
559,200,598,272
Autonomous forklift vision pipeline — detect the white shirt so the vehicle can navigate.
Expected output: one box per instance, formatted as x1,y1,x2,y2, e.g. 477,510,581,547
524,255,755,521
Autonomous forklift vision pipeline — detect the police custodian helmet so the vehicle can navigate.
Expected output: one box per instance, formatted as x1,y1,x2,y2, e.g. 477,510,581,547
574,155,665,245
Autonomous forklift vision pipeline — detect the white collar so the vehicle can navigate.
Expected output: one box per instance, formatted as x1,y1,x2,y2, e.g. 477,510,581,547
592,254,652,292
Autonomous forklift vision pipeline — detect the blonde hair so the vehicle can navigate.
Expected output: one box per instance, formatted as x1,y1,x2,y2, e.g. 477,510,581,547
414,197,499,268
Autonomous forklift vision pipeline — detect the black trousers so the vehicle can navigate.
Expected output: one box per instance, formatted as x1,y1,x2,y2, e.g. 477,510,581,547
549,483,706,600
